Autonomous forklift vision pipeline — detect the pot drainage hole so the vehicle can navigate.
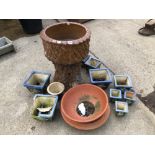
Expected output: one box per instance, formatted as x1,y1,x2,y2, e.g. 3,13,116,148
77,101,95,117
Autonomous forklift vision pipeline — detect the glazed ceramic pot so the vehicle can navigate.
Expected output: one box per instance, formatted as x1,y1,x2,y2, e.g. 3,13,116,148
47,82,65,96
124,90,136,105
115,101,128,116
84,56,101,69
32,94,58,121
114,75,132,90
0,37,14,56
61,84,110,123
89,68,112,89
109,88,122,103
40,22,91,89
23,71,51,93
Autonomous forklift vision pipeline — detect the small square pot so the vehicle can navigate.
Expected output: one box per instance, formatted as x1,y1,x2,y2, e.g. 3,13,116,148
32,94,58,121
115,101,128,116
23,71,51,94
114,75,132,90
124,90,136,105
110,89,122,103
0,37,14,56
89,68,112,87
85,56,101,69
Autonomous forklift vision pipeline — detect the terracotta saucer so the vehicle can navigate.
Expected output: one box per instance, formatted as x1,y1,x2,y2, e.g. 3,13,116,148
61,84,109,123
61,104,111,130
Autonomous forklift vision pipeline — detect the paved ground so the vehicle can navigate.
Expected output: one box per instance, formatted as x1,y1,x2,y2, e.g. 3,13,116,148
0,19,155,134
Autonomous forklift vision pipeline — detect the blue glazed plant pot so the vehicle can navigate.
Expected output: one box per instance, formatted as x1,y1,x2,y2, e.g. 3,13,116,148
124,90,136,105
89,68,112,88
114,75,132,92
110,89,122,103
23,71,51,94
32,94,58,121
84,56,101,69
115,101,128,117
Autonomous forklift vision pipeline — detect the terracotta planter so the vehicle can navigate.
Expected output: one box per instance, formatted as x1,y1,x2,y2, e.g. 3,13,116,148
61,84,110,123
61,104,110,130
40,22,91,89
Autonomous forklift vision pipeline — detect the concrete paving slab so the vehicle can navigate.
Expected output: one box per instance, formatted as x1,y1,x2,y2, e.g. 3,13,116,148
0,19,155,134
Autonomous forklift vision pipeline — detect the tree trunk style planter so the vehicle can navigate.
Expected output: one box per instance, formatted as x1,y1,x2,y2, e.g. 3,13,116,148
40,22,91,89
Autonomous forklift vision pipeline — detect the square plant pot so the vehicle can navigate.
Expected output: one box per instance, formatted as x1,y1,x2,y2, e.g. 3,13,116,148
110,89,122,103
84,56,101,69
0,37,14,56
114,75,132,91
124,90,136,105
115,101,128,116
23,71,51,94
89,68,112,88
32,94,58,121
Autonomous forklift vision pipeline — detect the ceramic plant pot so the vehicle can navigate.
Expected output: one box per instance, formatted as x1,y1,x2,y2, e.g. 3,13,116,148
124,90,136,105
23,71,51,94
40,22,91,89
32,94,58,121
114,75,132,91
47,82,65,96
89,68,112,88
110,89,122,103
61,84,110,124
0,37,14,56
84,56,101,69
115,101,128,116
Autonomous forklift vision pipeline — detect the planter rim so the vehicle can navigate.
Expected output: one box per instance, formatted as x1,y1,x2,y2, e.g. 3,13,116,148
40,22,91,45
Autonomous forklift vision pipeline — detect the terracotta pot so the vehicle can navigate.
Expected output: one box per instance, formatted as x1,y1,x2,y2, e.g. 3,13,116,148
61,104,110,130
61,84,109,123
40,22,90,89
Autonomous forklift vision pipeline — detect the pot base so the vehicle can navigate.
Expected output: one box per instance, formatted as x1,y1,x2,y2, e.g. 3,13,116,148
53,63,81,90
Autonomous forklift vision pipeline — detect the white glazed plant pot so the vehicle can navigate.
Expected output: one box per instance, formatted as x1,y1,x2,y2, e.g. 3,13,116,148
0,37,14,56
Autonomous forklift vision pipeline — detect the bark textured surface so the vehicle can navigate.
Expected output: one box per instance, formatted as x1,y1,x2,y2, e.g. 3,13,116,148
42,39,90,65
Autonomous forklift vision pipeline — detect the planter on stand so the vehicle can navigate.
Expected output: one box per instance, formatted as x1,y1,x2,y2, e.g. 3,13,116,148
40,22,91,90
